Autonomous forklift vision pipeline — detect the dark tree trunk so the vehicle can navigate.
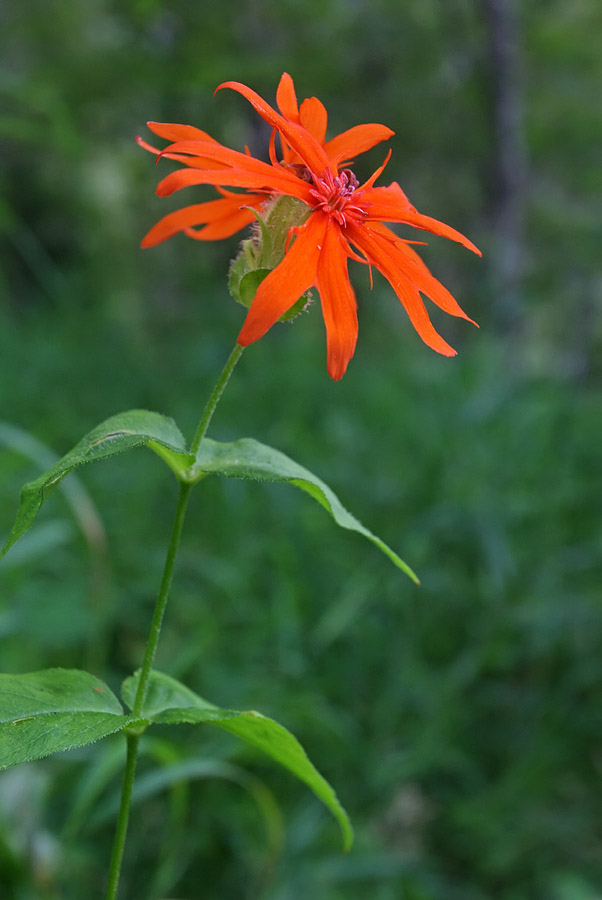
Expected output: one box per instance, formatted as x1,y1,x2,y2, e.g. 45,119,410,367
484,0,528,326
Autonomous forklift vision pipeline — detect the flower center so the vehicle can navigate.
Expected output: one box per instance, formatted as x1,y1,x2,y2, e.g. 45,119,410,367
308,169,363,227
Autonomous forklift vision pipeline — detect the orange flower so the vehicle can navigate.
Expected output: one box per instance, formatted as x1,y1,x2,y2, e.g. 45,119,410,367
140,73,481,380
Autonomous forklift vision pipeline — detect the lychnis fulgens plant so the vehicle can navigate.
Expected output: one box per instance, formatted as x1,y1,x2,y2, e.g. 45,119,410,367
0,72,479,898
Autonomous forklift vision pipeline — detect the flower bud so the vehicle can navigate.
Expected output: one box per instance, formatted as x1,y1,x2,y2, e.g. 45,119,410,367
228,195,312,320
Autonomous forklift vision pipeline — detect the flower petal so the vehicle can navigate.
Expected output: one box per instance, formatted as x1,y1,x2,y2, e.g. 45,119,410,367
279,96,329,166
146,122,219,143
141,195,262,247
156,164,311,202
183,208,257,241
157,140,279,171
362,184,481,255
276,72,299,122
156,140,309,190
362,181,415,212
299,97,328,144
217,78,332,175
347,223,458,356
324,124,395,165
316,221,358,381
137,136,226,169
237,214,328,345
365,223,477,323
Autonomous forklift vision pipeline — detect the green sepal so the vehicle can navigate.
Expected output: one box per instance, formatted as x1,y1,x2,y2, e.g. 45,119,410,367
239,268,272,307
231,266,311,320
189,437,419,583
122,669,353,850
228,242,254,306
227,196,311,317
1,410,194,557
0,669,148,770
251,207,274,266
260,196,310,265
278,290,312,321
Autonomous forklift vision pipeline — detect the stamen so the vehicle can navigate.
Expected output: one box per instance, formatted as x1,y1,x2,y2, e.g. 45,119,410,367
307,167,365,228
268,129,279,167
279,162,313,182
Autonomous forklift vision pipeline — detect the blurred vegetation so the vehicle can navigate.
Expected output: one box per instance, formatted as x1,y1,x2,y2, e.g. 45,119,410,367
1,1,601,898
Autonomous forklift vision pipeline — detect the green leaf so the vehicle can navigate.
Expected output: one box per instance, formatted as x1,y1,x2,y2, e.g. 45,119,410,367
191,437,419,583
1,410,194,556
0,669,144,770
122,669,353,850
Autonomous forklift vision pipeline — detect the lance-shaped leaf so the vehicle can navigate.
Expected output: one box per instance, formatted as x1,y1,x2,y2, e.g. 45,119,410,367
191,437,418,583
0,669,145,770
122,669,353,850
1,410,194,556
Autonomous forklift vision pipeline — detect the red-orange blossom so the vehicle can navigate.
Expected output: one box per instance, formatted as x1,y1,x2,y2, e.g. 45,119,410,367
140,73,481,380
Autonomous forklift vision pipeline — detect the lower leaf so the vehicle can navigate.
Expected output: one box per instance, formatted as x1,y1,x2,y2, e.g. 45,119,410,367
0,669,146,770
122,669,353,850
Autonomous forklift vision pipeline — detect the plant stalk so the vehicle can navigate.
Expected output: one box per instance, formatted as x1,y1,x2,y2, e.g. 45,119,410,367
103,733,140,900
132,481,192,717
104,344,244,898
190,343,244,456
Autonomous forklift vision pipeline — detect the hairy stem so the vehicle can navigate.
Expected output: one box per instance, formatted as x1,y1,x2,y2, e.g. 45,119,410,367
190,343,244,456
132,481,192,716
104,733,141,900
103,344,244,898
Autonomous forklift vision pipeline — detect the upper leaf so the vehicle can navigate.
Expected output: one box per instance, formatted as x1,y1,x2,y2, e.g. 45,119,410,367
0,669,145,770
191,437,418,583
1,410,194,557
122,669,353,850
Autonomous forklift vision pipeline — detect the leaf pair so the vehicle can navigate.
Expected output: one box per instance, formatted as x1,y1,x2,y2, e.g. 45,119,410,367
1,408,418,582
0,407,418,850
0,668,352,849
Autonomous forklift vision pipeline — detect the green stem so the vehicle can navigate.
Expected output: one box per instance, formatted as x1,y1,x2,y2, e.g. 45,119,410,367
103,344,244,899
132,481,192,717
104,733,140,900
103,483,190,900
190,343,244,456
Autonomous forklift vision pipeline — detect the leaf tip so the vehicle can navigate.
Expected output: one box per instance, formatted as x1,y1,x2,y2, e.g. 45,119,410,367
1,534,15,560
342,818,355,852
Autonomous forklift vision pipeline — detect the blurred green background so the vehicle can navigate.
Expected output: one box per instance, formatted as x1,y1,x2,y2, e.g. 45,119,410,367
1,1,601,898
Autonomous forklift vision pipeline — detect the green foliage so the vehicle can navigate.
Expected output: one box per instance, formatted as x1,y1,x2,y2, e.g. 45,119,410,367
2,410,417,579
1,0,601,897
0,663,351,849
1,410,192,556
122,669,353,849
0,670,144,769
192,437,419,582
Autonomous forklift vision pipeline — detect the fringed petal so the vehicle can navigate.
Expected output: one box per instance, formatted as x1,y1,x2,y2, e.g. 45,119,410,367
276,72,300,122
156,165,312,202
316,221,358,381
299,97,328,144
347,223,460,356
141,195,263,247
362,184,481,255
325,124,394,165
364,223,478,323
146,122,219,143
217,78,332,176
182,208,257,241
